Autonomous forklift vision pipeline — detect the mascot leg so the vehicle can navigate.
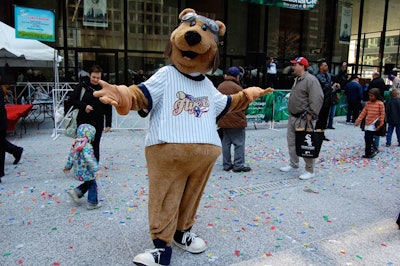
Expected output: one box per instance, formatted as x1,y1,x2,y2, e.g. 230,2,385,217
133,143,220,266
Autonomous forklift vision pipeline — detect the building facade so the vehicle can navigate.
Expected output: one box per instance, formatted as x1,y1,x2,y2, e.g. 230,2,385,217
1,0,399,87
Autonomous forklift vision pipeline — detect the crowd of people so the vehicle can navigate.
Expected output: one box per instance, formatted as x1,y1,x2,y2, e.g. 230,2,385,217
2,57,400,266
218,56,400,178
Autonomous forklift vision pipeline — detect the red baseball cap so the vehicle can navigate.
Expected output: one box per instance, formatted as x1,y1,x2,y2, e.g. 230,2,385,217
290,57,309,67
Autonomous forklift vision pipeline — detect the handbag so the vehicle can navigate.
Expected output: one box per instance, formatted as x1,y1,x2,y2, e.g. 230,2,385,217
295,122,324,158
374,119,387,136
64,87,85,138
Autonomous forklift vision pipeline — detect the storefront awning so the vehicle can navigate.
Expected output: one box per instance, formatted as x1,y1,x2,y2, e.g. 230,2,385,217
240,0,318,10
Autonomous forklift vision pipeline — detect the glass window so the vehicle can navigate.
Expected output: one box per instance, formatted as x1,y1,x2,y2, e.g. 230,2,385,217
114,11,121,21
129,25,136,34
146,3,153,12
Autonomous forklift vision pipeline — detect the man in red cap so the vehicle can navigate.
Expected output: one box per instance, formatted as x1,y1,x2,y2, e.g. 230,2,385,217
279,57,324,180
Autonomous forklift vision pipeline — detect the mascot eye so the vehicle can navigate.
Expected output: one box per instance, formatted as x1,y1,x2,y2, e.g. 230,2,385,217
201,25,207,31
190,21,196,27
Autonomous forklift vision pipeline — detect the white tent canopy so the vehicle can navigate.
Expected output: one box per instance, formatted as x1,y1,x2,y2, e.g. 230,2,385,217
0,21,61,67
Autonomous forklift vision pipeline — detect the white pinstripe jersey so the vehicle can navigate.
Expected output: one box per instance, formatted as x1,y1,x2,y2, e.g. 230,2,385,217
139,65,229,147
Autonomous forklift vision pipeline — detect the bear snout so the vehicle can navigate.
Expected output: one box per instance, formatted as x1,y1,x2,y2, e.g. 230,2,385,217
184,31,201,46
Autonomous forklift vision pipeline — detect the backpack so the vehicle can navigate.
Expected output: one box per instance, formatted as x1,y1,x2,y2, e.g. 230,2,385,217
64,87,85,138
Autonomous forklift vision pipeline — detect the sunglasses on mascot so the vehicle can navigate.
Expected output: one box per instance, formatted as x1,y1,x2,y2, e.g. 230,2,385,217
180,12,219,35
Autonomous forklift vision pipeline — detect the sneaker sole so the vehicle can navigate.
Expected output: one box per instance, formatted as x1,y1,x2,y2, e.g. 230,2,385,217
172,240,206,254
280,168,299,172
133,259,157,266
133,252,163,266
87,204,102,210
133,261,152,266
299,174,315,180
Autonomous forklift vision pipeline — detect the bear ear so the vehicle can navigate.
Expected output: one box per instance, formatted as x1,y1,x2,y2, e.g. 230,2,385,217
216,21,226,37
179,8,196,20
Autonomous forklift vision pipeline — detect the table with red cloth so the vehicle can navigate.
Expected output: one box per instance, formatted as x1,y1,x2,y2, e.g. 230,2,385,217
5,104,34,133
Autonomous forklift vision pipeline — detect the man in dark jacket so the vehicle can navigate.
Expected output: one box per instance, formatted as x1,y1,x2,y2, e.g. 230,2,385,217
315,60,340,140
344,74,363,124
217,67,251,173
368,72,387,99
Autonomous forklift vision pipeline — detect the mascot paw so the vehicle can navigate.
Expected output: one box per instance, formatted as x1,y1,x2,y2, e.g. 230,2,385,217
244,87,274,101
94,80,132,115
264,87,274,94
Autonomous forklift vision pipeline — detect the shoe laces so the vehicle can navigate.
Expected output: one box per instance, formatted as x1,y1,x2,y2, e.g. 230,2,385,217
182,231,198,246
144,248,165,263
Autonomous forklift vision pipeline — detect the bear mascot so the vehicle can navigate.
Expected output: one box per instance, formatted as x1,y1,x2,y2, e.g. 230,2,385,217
94,8,274,266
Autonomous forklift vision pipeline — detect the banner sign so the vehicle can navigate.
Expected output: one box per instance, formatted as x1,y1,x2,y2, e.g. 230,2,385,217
245,90,290,123
339,5,352,44
245,90,347,123
245,94,270,123
83,0,108,27
240,0,318,10
14,6,55,42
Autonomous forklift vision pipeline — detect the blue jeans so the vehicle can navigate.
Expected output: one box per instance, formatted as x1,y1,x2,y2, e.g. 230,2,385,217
75,179,98,205
328,104,337,128
373,135,380,149
386,124,400,145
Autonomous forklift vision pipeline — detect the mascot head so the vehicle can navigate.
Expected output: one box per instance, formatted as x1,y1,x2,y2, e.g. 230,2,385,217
164,8,226,75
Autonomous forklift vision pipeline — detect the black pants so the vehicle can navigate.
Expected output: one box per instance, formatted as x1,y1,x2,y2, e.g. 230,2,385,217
267,73,278,88
364,130,376,156
347,102,361,123
316,104,331,130
0,138,21,177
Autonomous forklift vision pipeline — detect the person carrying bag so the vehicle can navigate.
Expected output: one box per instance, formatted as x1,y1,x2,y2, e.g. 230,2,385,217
279,57,324,180
68,65,112,162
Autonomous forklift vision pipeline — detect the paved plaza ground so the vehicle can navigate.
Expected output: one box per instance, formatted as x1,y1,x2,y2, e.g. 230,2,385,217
1,115,400,266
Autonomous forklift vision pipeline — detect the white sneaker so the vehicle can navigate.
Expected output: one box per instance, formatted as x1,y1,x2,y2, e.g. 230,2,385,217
299,172,315,180
279,165,299,172
67,189,81,205
173,231,207,254
133,248,171,266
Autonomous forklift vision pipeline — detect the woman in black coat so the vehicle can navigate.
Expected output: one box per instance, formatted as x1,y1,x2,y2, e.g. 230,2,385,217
69,65,112,162
0,88,23,182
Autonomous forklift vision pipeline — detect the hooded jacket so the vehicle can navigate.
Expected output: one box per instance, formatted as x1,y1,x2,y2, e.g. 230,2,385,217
64,124,99,181
217,75,247,128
